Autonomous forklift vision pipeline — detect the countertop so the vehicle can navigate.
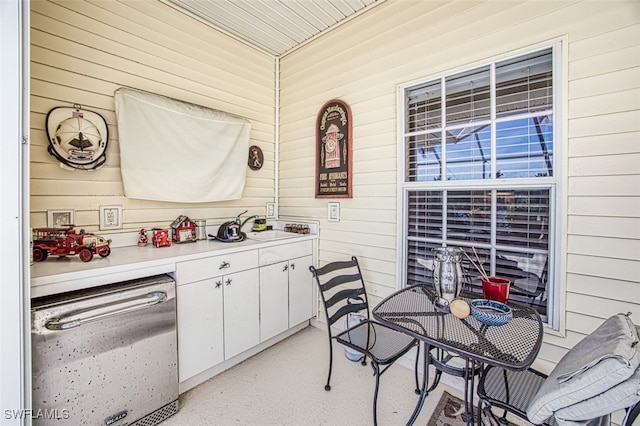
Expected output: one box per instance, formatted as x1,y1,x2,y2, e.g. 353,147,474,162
31,233,316,298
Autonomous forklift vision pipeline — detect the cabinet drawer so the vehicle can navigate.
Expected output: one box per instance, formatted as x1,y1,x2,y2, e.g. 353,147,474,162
177,250,259,284
259,240,312,266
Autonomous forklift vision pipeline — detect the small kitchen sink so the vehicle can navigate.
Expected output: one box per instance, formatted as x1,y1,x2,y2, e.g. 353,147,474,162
245,230,303,241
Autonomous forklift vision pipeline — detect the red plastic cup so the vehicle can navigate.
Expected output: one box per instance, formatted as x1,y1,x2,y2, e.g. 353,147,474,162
482,276,511,304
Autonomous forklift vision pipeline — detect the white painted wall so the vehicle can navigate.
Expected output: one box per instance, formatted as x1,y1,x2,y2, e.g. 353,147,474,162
278,0,640,368
30,0,276,235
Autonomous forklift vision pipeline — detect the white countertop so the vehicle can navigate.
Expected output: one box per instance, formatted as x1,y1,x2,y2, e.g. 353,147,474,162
31,233,316,298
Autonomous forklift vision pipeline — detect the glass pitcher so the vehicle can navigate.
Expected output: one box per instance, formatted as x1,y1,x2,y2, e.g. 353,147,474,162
432,247,464,304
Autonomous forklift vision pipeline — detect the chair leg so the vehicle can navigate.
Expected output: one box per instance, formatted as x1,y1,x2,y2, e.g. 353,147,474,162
478,398,496,425
477,397,509,426
414,342,421,394
477,398,485,426
325,339,333,391
371,361,381,426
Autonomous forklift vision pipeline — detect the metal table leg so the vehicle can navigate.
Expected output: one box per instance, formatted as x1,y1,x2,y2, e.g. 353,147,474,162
463,357,476,426
406,342,431,425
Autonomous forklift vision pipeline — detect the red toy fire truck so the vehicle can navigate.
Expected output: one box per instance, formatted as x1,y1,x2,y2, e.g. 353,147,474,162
32,226,112,262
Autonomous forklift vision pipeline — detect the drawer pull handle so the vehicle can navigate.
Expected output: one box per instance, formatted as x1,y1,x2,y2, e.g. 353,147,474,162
219,261,230,270
44,291,167,331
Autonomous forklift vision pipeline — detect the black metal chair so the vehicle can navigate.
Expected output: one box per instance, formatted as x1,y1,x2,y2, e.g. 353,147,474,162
509,257,549,308
309,256,420,426
478,365,640,426
477,314,640,426
477,366,558,425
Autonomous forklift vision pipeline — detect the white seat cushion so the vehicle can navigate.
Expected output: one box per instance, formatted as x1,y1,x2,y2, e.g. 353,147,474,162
555,364,640,421
527,314,640,423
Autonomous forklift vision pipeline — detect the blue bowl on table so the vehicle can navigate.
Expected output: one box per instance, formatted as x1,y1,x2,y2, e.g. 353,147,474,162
469,299,512,326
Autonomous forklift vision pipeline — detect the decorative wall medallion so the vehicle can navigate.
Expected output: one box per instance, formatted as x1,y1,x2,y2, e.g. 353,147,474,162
315,99,352,198
248,145,263,170
46,104,109,171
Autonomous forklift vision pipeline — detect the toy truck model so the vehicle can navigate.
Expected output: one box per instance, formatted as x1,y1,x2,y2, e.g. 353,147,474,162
32,226,112,262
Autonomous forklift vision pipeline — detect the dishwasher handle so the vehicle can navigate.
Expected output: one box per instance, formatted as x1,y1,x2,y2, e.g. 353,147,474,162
44,291,168,331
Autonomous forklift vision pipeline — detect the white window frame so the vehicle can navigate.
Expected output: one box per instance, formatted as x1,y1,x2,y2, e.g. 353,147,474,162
396,41,564,329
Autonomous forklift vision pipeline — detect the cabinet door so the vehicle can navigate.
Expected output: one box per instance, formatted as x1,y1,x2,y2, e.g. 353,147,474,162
177,277,224,381
259,261,289,342
289,255,314,327
223,268,260,359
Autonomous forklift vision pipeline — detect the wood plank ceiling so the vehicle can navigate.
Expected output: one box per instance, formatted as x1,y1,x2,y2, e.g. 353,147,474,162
164,0,379,56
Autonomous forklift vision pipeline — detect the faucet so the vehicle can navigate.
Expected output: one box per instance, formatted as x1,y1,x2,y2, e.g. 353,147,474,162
235,210,259,231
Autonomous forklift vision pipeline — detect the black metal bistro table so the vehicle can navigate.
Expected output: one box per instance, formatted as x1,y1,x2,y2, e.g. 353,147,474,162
372,284,543,425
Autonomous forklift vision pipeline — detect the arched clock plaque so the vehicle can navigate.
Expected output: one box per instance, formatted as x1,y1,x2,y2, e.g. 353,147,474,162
315,99,352,198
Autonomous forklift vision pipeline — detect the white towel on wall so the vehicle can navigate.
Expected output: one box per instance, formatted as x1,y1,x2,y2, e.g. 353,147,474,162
114,88,250,203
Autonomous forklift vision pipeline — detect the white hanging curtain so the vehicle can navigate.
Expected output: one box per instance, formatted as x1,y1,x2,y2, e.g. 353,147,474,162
114,88,250,203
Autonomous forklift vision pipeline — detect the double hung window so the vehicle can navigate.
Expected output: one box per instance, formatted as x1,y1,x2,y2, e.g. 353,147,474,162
400,46,559,324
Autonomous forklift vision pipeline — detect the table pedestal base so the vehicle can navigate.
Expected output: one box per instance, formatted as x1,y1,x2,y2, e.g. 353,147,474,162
406,345,482,426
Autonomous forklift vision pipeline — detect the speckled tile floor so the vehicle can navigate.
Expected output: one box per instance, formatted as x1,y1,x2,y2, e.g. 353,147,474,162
161,325,464,426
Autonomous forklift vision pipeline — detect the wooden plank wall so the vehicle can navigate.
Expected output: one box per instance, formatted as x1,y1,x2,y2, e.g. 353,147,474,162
278,0,640,368
30,0,275,235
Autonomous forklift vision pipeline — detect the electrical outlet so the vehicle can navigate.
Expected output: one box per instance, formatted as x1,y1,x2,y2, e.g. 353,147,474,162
266,202,275,218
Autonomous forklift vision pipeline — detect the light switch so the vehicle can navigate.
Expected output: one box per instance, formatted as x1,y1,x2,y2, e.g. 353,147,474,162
328,202,340,222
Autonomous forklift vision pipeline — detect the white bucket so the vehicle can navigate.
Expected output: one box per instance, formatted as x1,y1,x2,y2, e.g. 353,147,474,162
344,312,365,362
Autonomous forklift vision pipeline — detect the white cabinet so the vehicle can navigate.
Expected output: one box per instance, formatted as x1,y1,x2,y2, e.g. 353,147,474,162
288,255,314,327
176,250,258,382
176,277,223,381
259,241,314,342
223,268,260,359
259,261,289,342
176,238,315,387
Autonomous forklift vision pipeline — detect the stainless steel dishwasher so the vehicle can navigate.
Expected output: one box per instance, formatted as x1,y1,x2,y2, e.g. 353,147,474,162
31,274,178,426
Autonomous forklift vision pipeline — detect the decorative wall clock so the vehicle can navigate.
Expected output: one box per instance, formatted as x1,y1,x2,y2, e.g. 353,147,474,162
315,99,352,198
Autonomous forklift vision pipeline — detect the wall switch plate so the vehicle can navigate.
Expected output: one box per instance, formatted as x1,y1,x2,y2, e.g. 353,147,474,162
328,202,340,222
266,202,275,218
